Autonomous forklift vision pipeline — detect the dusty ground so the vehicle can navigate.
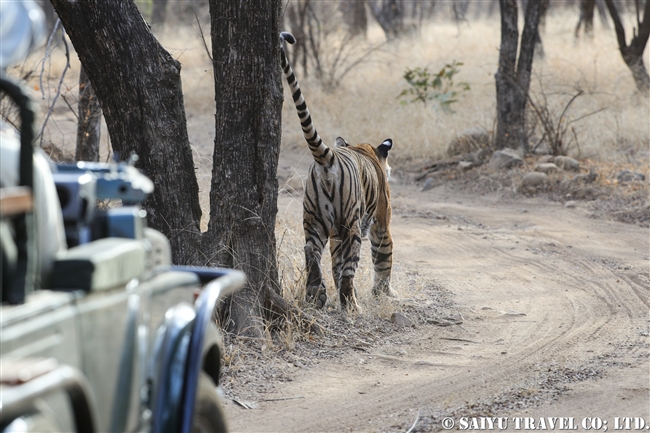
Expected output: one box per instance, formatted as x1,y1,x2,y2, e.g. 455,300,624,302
221,147,649,433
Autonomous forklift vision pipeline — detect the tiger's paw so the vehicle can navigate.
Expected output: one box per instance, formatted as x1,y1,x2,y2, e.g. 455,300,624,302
339,277,362,313
372,281,397,298
343,299,363,314
306,286,327,308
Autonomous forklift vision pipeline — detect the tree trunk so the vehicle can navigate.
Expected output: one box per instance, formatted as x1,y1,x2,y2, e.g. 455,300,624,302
535,0,550,59
340,0,368,37
208,0,283,336
596,0,611,29
75,66,101,162
603,0,650,93
575,0,597,38
368,0,404,39
50,0,203,264
453,0,470,24
495,0,520,151
494,0,544,153
151,0,169,29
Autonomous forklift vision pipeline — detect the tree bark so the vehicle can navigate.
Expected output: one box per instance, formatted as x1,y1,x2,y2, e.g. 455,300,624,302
603,0,650,93
75,66,101,162
495,0,520,151
208,0,283,336
494,0,544,153
50,0,203,264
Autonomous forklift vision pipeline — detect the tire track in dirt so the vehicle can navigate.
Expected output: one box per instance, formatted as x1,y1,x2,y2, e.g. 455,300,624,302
461,222,645,353
225,185,648,432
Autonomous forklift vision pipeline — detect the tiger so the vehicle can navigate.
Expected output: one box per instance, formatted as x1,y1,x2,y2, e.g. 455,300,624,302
279,32,395,311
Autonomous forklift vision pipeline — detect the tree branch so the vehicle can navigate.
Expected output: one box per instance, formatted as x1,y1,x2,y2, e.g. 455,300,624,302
603,0,628,49
39,22,70,147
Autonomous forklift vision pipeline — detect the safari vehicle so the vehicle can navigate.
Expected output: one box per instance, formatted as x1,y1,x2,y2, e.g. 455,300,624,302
0,10,243,431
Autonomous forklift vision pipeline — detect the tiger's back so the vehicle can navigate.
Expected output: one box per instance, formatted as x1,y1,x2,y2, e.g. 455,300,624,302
280,32,394,310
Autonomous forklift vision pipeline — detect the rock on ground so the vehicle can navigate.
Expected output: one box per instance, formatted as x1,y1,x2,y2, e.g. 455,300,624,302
489,148,523,170
616,170,646,183
535,162,559,174
521,171,549,193
554,155,580,171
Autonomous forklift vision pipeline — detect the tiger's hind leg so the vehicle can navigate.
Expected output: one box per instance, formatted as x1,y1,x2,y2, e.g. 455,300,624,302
329,232,343,290
334,224,362,312
304,219,329,308
305,243,327,308
370,221,396,297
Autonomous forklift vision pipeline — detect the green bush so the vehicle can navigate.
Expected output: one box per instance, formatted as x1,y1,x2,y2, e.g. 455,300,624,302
397,61,470,113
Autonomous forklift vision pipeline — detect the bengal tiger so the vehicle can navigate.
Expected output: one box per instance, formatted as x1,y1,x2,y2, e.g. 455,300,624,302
279,32,395,311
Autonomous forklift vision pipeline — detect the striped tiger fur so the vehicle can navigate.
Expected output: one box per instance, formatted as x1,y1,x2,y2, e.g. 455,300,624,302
280,32,395,310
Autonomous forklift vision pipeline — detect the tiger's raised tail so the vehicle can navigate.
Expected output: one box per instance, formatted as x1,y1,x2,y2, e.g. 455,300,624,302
280,32,333,166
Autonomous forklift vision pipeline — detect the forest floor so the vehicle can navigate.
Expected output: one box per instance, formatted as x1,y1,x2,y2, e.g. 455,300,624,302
220,145,649,433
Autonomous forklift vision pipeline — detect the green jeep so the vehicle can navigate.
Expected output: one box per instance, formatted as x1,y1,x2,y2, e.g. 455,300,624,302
0,3,243,432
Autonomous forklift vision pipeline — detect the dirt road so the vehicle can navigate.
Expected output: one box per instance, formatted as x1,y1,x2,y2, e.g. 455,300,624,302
224,154,649,432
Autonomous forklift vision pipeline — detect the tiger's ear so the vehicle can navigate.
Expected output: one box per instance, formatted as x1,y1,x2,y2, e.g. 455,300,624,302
376,139,393,158
335,137,349,147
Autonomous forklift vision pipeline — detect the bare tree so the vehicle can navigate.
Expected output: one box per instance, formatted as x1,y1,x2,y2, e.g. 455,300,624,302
368,0,404,38
575,0,597,38
207,0,288,336
535,0,551,59
340,0,368,37
603,0,650,92
494,0,545,153
453,0,471,24
286,0,310,77
75,66,101,162
50,0,203,263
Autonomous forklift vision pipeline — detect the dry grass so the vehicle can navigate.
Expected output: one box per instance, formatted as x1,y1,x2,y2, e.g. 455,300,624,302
276,15,648,168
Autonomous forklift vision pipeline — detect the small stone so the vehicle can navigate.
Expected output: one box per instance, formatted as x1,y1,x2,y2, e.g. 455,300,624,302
419,177,435,192
488,148,523,170
564,201,578,208
554,156,580,171
616,170,645,183
451,313,464,324
391,312,413,327
535,162,559,174
521,172,549,192
458,161,474,170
